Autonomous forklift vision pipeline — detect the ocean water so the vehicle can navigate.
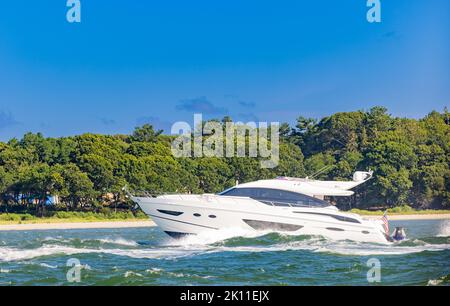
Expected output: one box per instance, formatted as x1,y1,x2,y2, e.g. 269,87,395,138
0,219,449,285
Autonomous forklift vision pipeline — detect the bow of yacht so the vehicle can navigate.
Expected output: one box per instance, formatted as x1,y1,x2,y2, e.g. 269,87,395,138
131,171,391,244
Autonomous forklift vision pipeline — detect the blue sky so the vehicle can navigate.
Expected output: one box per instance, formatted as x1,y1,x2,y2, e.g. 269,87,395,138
0,0,449,141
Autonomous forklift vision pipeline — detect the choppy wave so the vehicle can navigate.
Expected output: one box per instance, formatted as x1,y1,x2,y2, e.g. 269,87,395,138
165,227,274,246
436,220,450,237
97,238,139,247
0,245,90,262
146,267,163,274
427,273,450,286
124,271,143,278
39,263,58,269
0,245,200,262
1,230,449,263
143,267,212,279
163,227,450,256
204,237,450,256
42,236,139,247
1,223,449,285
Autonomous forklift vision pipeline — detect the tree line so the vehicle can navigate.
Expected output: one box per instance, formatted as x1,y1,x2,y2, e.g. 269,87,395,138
0,106,448,215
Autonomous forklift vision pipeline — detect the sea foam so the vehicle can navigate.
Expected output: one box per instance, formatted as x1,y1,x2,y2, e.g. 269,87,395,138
1,230,449,262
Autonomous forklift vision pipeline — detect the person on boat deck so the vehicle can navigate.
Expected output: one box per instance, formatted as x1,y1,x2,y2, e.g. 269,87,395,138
393,227,406,241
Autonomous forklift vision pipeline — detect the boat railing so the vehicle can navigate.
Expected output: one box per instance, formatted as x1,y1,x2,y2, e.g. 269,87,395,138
138,192,195,197
124,186,328,208
123,186,193,198
126,190,221,202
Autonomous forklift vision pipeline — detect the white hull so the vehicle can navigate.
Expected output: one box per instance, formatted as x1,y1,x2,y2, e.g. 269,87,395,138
133,194,389,244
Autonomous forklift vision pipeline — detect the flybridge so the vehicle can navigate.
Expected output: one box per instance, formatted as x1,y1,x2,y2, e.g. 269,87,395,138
276,171,373,185
294,171,374,194
239,171,374,197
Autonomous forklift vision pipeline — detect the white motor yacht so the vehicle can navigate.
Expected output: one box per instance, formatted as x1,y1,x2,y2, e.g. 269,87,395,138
130,171,392,244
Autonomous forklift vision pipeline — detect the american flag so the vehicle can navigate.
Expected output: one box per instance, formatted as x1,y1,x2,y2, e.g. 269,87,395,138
381,210,389,234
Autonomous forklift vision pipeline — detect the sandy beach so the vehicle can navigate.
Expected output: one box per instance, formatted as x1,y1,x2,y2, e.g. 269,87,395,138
362,214,450,221
0,220,156,231
0,214,449,231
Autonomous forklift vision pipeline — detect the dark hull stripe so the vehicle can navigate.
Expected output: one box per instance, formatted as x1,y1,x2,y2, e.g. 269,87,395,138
243,219,303,232
147,213,219,230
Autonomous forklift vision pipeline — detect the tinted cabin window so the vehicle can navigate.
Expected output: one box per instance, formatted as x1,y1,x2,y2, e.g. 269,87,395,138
157,209,183,216
221,187,329,207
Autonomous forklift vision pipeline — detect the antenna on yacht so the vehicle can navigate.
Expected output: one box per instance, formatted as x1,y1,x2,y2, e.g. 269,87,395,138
308,165,333,179
122,185,134,198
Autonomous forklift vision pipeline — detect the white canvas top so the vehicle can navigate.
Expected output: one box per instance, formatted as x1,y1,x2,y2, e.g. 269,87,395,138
235,171,373,197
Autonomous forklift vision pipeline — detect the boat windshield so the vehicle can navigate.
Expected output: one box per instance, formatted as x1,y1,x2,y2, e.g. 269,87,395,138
219,187,330,208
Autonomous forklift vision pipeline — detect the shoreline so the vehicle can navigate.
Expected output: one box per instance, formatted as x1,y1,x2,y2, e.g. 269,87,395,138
362,214,450,221
0,220,156,231
0,214,449,231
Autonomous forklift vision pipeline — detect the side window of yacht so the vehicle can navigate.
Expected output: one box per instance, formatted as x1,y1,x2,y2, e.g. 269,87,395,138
256,189,310,206
288,192,328,207
221,188,328,207
256,189,297,202
220,188,257,198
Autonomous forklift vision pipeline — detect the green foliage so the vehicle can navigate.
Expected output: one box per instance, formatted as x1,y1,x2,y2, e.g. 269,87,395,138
0,211,147,223
350,206,450,215
304,153,336,179
0,213,22,221
195,158,233,193
130,124,163,143
0,108,449,217
59,163,96,208
289,107,449,209
387,204,415,213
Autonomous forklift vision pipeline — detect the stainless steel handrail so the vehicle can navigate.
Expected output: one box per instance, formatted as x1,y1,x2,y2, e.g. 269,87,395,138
124,187,193,198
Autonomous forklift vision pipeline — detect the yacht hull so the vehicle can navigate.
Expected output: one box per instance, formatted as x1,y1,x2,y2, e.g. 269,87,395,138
133,195,389,244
